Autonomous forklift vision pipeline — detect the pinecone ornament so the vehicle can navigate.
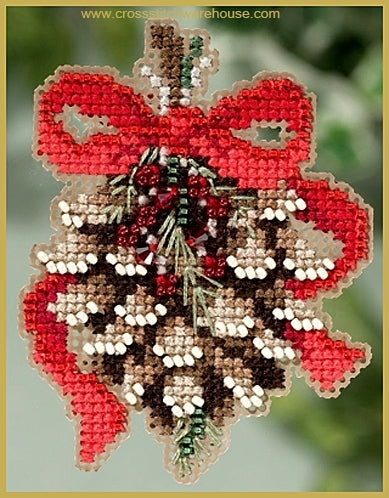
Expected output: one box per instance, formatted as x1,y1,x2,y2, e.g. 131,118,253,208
21,19,372,483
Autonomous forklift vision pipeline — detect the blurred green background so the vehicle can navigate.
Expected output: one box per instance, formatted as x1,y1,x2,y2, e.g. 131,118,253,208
6,6,382,492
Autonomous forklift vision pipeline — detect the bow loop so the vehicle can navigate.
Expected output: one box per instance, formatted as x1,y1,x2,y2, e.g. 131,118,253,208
34,68,156,176
34,69,315,184
205,75,315,189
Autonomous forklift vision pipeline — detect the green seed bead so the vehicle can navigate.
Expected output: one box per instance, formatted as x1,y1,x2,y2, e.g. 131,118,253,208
181,56,192,66
191,48,202,57
181,67,192,77
192,426,204,435
190,37,203,49
181,77,192,88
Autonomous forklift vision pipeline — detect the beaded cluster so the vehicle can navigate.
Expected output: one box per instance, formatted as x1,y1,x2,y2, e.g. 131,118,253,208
21,20,373,483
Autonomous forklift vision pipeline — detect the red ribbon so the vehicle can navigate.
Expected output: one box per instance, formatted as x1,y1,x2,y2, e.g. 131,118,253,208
23,274,127,465
35,70,313,189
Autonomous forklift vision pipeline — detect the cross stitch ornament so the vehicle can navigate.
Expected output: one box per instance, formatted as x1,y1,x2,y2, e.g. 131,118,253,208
20,19,373,483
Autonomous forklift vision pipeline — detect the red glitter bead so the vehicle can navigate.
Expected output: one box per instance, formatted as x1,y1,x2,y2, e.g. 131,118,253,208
134,164,160,187
187,175,209,198
204,255,226,278
206,196,230,217
136,206,158,227
116,223,140,247
155,274,178,297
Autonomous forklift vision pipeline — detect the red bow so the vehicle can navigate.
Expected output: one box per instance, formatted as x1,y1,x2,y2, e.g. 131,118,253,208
35,70,313,189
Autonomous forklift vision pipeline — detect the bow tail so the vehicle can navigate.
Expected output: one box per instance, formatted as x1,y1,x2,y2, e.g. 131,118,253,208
284,324,369,396
23,273,128,467
280,178,372,395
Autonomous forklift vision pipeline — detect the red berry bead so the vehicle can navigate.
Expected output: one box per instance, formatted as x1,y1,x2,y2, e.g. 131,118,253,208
206,196,230,217
187,175,209,198
116,224,130,247
134,164,160,187
204,255,226,278
116,224,140,247
136,206,158,227
155,274,178,297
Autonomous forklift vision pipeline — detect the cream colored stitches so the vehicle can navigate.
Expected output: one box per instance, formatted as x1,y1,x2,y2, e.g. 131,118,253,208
163,376,204,417
105,247,147,277
283,238,334,281
257,188,307,221
226,240,276,280
122,373,146,405
272,298,324,331
47,291,99,325
36,231,99,274
140,64,171,115
83,324,134,357
203,294,255,336
116,297,165,328
252,329,296,361
205,315,255,339
59,194,108,226
154,327,202,368
223,375,265,411
106,246,137,265
163,327,194,354
209,295,252,319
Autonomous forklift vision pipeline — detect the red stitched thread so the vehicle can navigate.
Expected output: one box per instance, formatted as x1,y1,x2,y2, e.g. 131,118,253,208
24,274,127,464
284,324,365,391
36,73,312,188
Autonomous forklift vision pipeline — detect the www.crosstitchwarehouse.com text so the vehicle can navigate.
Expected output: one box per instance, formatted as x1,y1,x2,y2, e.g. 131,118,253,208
80,8,281,20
